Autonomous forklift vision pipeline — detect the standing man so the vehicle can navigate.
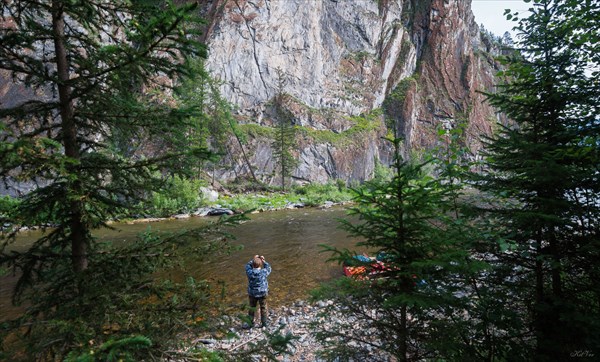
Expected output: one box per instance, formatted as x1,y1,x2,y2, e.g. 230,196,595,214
245,255,271,329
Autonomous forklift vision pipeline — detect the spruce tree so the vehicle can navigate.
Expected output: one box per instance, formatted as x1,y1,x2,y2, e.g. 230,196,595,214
0,0,238,358
477,0,600,358
177,60,258,183
314,138,480,361
271,68,297,191
420,124,531,360
1,0,206,271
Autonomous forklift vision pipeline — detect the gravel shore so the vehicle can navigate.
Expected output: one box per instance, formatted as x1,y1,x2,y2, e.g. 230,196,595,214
174,297,396,362
181,299,338,361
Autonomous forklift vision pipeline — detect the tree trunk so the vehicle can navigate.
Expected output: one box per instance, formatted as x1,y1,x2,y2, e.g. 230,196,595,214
534,232,548,359
280,129,285,191
549,232,562,298
52,0,88,272
398,304,408,362
228,119,258,183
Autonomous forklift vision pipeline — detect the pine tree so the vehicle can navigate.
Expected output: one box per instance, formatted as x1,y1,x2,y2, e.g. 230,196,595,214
477,0,600,358
271,68,297,190
0,0,238,358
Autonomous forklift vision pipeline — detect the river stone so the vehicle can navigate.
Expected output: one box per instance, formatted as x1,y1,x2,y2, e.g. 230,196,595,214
207,208,234,216
200,186,219,202
285,202,305,209
192,207,211,216
320,201,335,209
196,338,216,345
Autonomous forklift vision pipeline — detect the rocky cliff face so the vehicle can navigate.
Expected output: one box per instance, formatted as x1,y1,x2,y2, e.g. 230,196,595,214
200,0,502,185
398,0,501,156
0,1,502,187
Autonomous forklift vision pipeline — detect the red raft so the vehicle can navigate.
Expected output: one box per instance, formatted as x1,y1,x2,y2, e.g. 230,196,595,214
342,254,389,278
343,254,426,286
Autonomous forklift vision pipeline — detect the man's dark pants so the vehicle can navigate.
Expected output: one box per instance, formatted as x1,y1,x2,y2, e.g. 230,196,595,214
248,295,268,326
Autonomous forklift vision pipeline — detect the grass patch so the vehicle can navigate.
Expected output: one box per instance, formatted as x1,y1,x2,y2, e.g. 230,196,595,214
238,124,275,138
291,182,354,207
218,193,288,212
299,108,384,146
217,182,354,212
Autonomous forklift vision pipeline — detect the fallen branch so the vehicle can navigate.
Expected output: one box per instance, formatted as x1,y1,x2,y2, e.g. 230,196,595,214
230,334,263,351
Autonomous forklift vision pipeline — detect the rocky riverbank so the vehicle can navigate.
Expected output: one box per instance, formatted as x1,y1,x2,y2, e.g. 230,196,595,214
175,298,390,362
120,201,350,225
181,299,331,361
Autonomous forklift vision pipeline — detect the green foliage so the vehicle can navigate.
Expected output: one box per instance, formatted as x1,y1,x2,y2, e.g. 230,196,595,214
296,108,384,147
0,195,19,219
479,25,503,46
476,0,600,359
0,216,246,360
371,158,393,184
221,176,270,194
148,175,206,216
217,182,354,212
431,121,471,179
65,336,152,362
0,0,234,359
291,182,354,207
271,69,299,191
176,64,258,182
349,50,372,63
314,138,481,360
219,193,284,212
384,75,419,108
383,75,418,138
235,107,385,151
425,124,533,359
346,108,383,134
176,59,245,175
0,0,210,245
297,127,341,145
239,123,275,139
311,131,533,359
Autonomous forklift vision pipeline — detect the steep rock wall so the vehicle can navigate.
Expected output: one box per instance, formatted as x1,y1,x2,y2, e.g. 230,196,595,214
206,0,412,115
201,0,501,184
396,0,500,158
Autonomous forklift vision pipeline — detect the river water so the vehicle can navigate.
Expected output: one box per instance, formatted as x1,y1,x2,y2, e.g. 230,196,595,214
1,207,361,319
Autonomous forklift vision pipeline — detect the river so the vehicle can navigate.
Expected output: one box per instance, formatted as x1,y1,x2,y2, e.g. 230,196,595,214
1,206,362,319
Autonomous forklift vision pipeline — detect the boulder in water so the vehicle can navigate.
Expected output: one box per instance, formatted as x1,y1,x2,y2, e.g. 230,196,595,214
207,208,234,216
